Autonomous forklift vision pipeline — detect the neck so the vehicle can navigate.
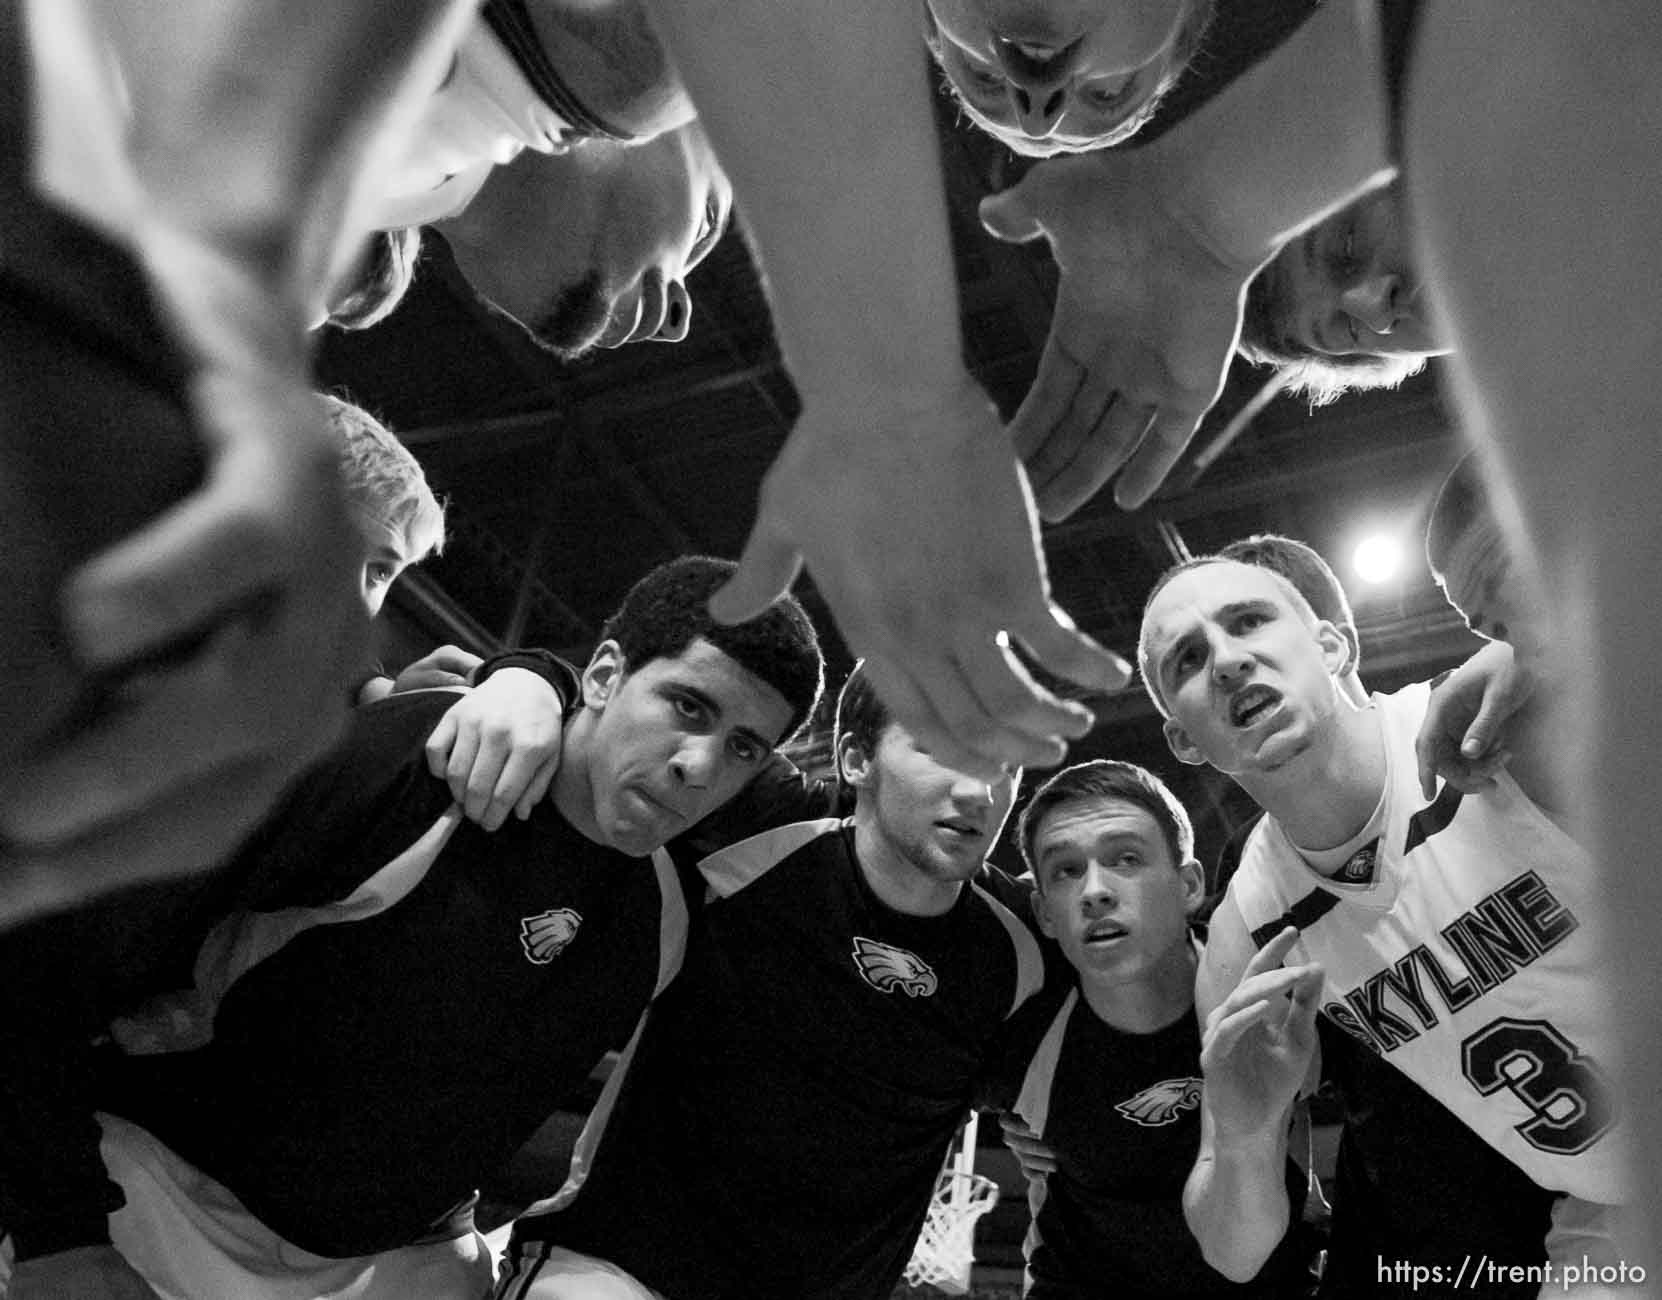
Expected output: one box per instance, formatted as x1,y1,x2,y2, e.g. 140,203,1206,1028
1078,939,1196,1034
550,715,605,845
852,812,964,917
1243,700,1386,853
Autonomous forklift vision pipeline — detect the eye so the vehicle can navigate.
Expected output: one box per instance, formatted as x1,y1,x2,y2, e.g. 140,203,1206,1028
729,735,764,764
366,563,394,586
1082,78,1137,114
959,56,1004,94
669,693,705,723
1233,610,1269,634
1115,852,1144,870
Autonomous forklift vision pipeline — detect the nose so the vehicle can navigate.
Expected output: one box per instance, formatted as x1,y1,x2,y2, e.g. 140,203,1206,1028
669,735,721,790
995,37,1079,137
652,279,691,343
1080,860,1116,908
1211,632,1254,683
1339,273,1401,337
949,772,999,808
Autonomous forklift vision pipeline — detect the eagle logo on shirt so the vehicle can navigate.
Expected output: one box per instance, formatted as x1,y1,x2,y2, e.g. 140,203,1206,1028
851,937,939,998
1115,1077,1203,1127
519,908,583,964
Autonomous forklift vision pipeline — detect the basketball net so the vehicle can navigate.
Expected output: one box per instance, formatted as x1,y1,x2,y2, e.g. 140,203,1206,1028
902,1110,1000,1295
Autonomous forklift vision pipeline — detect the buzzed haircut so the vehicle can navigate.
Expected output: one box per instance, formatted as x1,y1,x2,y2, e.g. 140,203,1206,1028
600,556,824,743
923,0,1216,157
1425,452,1494,583
324,393,446,562
1018,759,1195,885
1219,534,1357,644
1136,555,1319,717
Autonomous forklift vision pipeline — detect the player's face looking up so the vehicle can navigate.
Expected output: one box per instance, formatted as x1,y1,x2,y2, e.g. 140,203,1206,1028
1031,796,1202,986
925,0,1189,153
840,722,1018,883
442,122,732,358
1259,186,1451,360
1436,519,1551,671
577,636,793,856
1142,562,1349,779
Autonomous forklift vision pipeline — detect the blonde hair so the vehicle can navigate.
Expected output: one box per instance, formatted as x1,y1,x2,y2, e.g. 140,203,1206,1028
322,394,445,562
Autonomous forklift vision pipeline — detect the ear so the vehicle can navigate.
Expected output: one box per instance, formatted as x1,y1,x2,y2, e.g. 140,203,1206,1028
1177,858,1207,917
837,733,872,789
1163,716,1207,768
582,640,626,710
1030,886,1057,940
1314,620,1348,677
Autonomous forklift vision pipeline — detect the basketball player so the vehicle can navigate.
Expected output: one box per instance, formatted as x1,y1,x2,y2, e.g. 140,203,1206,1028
495,659,1056,1300
1236,181,1447,405
0,558,821,1300
1000,759,1314,1298
1137,555,1627,1289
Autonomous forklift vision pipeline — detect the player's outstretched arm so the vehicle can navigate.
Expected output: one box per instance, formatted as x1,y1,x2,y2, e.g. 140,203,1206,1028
642,0,1128,779
1186,924,1321,1283
986,0,1394,520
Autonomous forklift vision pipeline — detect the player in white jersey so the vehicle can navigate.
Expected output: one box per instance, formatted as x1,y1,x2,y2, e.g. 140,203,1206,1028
1135,554,1631,1289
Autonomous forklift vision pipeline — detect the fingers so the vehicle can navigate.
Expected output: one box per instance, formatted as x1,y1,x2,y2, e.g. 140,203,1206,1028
1006,602,1133,698
947,635,1085,768
1242,925,1300,981
858,654,1008,782
443,720,483,808
1036,399,1159,522
1113,407,1200,510
978,183,1045,245
473,744,541,832
515,753,560,822
1023,380,1116,503
425,710,459,781
708,516,802,626
1415,726,1444,800
1009,342,1087,466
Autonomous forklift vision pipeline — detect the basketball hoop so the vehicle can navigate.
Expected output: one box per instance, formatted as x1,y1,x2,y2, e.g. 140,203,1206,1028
902,1111,999,1295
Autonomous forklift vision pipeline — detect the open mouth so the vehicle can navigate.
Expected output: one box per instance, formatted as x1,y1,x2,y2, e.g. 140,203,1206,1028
1084,920,1127,946
936,819,985,842
1229,685,1281,728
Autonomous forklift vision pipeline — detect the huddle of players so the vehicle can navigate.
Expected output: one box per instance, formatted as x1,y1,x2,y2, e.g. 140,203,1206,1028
1,441,1621,1300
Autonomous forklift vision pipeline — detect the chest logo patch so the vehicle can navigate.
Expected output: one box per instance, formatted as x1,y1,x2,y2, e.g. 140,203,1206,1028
851,936,938,998
519,908,583,964
1115,1077,1203,1127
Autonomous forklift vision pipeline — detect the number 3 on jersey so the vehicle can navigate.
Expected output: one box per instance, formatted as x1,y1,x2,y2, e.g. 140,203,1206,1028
1461,1017,1617,1156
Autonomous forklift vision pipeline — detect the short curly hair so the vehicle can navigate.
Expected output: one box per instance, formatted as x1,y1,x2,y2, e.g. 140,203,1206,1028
600,556,824,743
1017,759,1194,883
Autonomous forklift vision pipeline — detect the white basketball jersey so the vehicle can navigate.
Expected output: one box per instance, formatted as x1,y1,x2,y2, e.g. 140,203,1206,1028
1226,683,1624,1204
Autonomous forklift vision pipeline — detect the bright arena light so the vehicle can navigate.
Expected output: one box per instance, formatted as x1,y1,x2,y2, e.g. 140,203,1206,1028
1352,533,1405,585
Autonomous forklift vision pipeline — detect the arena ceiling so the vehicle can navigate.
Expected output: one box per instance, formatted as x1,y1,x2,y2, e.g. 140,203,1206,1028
317,69,1477,865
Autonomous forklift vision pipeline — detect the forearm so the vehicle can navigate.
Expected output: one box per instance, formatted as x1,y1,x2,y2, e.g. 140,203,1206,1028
1149,0,1394,271
644,0,964,400
1183,1114,1292,1283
